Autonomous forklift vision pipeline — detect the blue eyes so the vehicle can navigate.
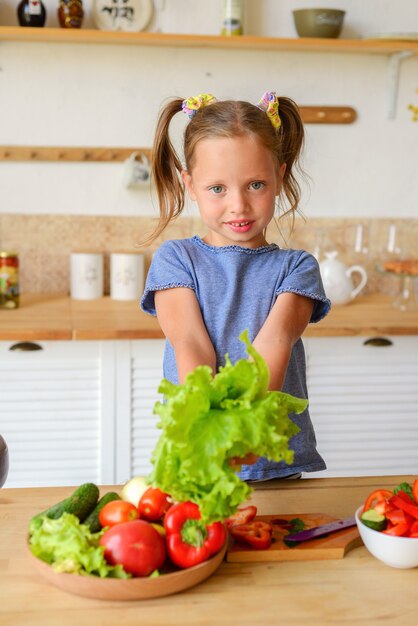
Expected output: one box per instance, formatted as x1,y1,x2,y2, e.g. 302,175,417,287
209,182,265,194
210,185,224,194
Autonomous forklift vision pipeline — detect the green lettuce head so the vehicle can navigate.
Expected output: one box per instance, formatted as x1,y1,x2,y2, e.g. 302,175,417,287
148,330,307,523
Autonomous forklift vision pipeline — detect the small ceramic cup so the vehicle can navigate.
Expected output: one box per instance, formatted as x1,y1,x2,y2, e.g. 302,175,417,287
70,252,104,300
110,252,145,301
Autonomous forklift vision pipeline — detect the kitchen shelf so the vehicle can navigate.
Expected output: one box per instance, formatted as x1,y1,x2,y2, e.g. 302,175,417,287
1,27,418,55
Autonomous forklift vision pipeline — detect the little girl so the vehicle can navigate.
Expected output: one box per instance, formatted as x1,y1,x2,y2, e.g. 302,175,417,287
141,91,331,481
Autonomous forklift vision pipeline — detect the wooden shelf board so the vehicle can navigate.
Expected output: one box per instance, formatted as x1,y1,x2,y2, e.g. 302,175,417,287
1,27,418,55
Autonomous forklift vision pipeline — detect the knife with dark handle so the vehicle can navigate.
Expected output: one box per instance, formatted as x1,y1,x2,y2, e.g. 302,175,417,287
285,516,357,543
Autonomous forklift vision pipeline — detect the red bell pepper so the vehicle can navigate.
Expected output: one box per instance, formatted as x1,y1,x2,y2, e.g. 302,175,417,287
225,506,257,528
389,495,418,520
164,502,226,569
408,520,418,538
364,489,393,512
413,480,418,505
394,489,414,504
386,508,413,526
229,520,273,550
382,520,411,536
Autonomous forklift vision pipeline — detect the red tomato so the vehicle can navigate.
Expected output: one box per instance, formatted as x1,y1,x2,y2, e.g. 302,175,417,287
99,500,139,528
99,520,166,577
138,487,172,522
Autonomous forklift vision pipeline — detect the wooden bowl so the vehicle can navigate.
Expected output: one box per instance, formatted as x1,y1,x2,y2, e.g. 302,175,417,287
28,542,227,601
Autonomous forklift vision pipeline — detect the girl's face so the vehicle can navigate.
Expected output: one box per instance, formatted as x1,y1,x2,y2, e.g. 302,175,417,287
182,133,285,248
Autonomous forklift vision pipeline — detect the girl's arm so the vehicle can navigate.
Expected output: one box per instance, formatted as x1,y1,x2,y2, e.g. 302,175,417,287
253,292,314,391
154,287,216,383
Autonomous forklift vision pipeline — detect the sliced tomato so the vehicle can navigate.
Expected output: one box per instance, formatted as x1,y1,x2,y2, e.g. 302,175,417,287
364,489,393,512
374,499,395,515
225,506,257,528
413,480,418,506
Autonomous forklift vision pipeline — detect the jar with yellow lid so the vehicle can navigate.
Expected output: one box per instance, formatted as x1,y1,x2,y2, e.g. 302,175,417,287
0,252,19,309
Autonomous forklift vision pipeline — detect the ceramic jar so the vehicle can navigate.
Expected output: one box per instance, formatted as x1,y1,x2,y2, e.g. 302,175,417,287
58,0,84,29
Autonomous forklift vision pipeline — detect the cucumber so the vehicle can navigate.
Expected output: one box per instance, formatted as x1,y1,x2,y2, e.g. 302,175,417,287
30,483,100,533
360,508,387,531
83,491,121,533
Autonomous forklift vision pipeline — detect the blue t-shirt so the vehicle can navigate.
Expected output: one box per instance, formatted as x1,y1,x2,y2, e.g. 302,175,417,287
141,235,331,480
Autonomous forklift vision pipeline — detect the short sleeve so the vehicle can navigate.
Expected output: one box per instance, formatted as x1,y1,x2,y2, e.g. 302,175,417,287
275,251,331,323
140,241,195,316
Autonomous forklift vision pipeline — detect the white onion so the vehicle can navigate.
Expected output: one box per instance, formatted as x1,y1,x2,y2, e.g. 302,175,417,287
121,476,149,506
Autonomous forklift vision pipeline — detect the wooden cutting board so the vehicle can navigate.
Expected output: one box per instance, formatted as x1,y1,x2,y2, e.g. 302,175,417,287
227,513,362,562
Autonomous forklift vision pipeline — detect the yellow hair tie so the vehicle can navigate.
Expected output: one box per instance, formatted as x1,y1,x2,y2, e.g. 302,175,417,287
257,91,281,129
182,93,217,119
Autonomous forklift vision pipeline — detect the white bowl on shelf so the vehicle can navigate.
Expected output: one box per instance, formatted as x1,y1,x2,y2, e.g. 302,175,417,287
355,506,418,569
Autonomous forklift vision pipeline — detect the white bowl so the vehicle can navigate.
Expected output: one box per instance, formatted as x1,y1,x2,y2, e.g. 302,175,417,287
355,505,418,569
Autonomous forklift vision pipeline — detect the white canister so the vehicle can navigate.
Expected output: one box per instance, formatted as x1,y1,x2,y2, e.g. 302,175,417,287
70,252,104,300
110,252,144,301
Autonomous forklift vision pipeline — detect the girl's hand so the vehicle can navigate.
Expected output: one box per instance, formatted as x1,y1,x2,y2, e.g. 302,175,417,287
230,453,259,466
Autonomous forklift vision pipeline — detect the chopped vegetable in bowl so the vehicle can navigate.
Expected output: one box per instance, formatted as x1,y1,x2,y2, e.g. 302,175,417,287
355,479,418,569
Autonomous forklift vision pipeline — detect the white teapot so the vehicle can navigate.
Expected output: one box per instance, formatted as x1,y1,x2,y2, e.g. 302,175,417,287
319,251,368,305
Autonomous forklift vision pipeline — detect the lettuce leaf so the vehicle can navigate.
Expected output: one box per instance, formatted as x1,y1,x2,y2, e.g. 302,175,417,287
29,513,130,578
148,330,307,523
393,482,414,500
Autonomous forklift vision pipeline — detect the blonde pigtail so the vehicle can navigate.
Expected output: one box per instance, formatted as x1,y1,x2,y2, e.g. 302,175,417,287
141,98,186,245
276,96,305,220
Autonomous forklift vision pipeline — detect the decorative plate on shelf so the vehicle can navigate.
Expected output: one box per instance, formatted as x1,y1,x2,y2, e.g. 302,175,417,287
27,541,227,601
92,0,154,32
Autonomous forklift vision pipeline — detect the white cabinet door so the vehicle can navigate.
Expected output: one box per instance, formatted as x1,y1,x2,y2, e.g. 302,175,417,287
304,336,418,477
0,340,116,488
115,339,164,483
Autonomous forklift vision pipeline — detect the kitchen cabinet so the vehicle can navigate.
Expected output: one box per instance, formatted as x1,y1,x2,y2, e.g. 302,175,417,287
0,338,164,488
305,336,418,478
0,340,116,488
2,331,418,488
115,339,164,484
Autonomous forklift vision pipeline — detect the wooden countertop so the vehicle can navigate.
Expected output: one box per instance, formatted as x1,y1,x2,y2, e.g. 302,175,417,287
1,476,416,626
0,293,417,341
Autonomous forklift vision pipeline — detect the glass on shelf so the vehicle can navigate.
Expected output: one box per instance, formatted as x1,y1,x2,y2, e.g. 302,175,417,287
373,222,417,311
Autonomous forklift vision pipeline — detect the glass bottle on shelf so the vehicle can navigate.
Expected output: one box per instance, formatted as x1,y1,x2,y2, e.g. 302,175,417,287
58,0,84,29
17,0,47,27
221,0,245,36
